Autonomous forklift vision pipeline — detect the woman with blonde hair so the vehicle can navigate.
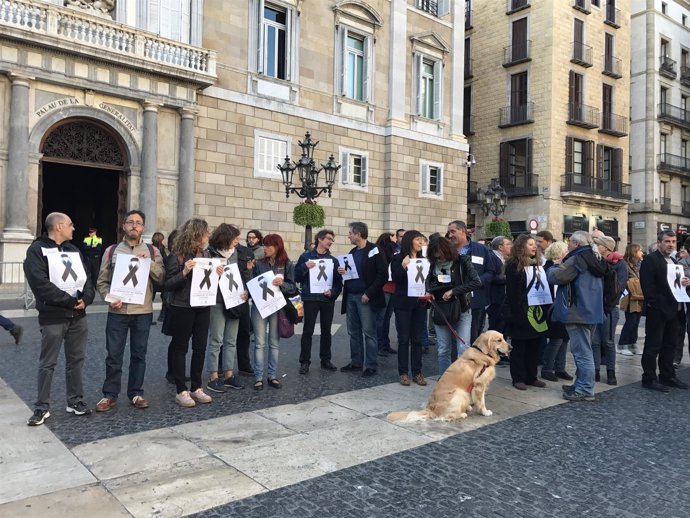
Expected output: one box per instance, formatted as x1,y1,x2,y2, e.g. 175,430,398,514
541,241,573,382
618,243,644,355
164,218,213,407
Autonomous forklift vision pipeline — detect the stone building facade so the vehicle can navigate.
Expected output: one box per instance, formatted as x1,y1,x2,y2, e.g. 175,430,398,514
629,0,690,248
466,0,630,242
0,0,470,262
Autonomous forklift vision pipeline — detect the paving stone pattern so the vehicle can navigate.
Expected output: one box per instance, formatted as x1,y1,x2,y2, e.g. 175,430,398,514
191,369,690,518
0,312,434,447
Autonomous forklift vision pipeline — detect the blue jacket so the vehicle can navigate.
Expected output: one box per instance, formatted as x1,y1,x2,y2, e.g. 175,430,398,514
547,246,606,325
461,240,499,309
294,250,343,303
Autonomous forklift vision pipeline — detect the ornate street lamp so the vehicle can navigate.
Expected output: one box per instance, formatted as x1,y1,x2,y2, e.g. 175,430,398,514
277,132,341,250
477,178,508,218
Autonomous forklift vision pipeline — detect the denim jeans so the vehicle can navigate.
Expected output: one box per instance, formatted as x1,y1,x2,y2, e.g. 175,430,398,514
0,313,15,332
251,304,279,380
618,311,641,349
102,312,153,400
566,324,596,396
542,338,568,374
434,309,472,376
394,305,426,376
376,292,394,351
206,303,240,374
346,293,379,370
592,309,618,371
35,318,88,411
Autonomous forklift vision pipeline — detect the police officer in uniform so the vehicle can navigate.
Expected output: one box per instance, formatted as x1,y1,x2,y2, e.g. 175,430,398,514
82,227,103,283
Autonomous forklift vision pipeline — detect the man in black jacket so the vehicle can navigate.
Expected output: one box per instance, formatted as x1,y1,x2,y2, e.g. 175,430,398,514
338,222,388,376
24,212,95,426
640,230,690,392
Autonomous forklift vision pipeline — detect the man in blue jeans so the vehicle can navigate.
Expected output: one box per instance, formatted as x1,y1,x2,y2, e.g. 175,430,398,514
95,210,165,411
547,231,606,402
338,222,388,377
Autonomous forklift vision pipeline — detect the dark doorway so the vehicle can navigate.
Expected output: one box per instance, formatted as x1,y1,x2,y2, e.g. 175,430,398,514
40,163,121,248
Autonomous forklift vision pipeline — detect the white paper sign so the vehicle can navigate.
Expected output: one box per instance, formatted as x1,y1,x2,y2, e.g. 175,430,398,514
218,262,247,309
667,264,690,302
247,270,287,318
526,265,553,306
407,258,430,297
108,253,151,305
47,252,87,297
309,258,334,294
338,254,359,280
190,259,221,307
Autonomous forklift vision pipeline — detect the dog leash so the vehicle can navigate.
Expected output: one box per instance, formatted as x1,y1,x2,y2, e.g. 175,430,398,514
426,296,466,345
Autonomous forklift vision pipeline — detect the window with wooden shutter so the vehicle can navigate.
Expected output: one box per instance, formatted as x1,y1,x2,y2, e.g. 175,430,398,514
584,140,594,177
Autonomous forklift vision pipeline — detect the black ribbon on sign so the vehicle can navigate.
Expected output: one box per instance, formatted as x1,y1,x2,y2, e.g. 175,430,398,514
415,260,425,283
122,258,139,287
225,267,238,291
317,262,328,281
61,254,78,282
259,277,274,300
199,267,212,290
534,266,545,291
675,267,682,289
344,258,352,271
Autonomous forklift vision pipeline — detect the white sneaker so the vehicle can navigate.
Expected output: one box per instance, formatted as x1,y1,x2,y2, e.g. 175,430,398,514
175,391,196,408
190,388,212,404
619,349,634,356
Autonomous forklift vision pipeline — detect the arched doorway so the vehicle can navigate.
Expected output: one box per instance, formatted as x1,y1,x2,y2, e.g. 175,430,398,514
38,119,128,249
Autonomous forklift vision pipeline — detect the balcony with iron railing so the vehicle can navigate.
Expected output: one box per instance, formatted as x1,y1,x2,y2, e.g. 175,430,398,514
503,41,531,67
465,6,473,29
604,5,621,28
571,41,593,67
572,0,591,15
499,173,539,196
561,174,631,201
603,54,623,78
567,102,599,129
660,56,677,79
499,102,534,127
660,197,672,213
658,103,690,130
465,57,473,79
463,114,475,136
681,65,690,86
506,0,530,14
0,0,216,86
658,153,690,177
468,181,478,203
599,112,628,136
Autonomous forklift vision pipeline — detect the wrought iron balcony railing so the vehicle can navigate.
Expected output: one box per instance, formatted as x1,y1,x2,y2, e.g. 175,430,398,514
605,5,621,28
503,41,531,66
603,54,623,78
499,173,539,196
660,56,677,79
499,102,534,127
658,153,690,176
561,174,631,201
600,112,628,136
506,0,530,14
567,102,599,129
658,103,690,130
571,41,593,67
660,197,671,213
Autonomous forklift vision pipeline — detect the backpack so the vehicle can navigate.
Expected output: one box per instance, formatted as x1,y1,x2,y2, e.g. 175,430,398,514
602,265,620,314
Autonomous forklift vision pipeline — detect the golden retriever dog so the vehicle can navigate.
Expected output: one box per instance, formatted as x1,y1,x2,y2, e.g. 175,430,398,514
388,331,511,423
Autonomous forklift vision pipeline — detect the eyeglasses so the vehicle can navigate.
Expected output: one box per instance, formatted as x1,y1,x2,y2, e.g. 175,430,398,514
125,221,144,227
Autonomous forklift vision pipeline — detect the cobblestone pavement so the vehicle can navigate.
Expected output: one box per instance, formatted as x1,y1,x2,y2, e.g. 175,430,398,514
0,309,433,447
191,368,690,518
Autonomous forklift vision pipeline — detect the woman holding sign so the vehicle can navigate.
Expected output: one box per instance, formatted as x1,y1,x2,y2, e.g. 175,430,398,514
164,218,214,407
504,234,551,391
205,224,250,393
250,234,296,390
391,231,430,386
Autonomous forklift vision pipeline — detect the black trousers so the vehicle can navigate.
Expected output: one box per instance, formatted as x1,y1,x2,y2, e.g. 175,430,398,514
643,310,680,383
299,300,335,364
486,303,505,334
169,305,210,393
471,307,486,344
509,337,540,385
235,304,253,372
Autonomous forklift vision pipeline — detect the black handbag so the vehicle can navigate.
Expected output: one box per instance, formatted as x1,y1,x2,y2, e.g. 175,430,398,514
282,298,301,324
431,296,462,326
223,302,247,319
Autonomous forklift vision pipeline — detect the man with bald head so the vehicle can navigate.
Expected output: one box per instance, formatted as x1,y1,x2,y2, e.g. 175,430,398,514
24,212,95,426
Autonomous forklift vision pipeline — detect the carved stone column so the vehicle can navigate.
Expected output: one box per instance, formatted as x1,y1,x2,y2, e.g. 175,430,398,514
177,108,196,226
140,102,159,238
